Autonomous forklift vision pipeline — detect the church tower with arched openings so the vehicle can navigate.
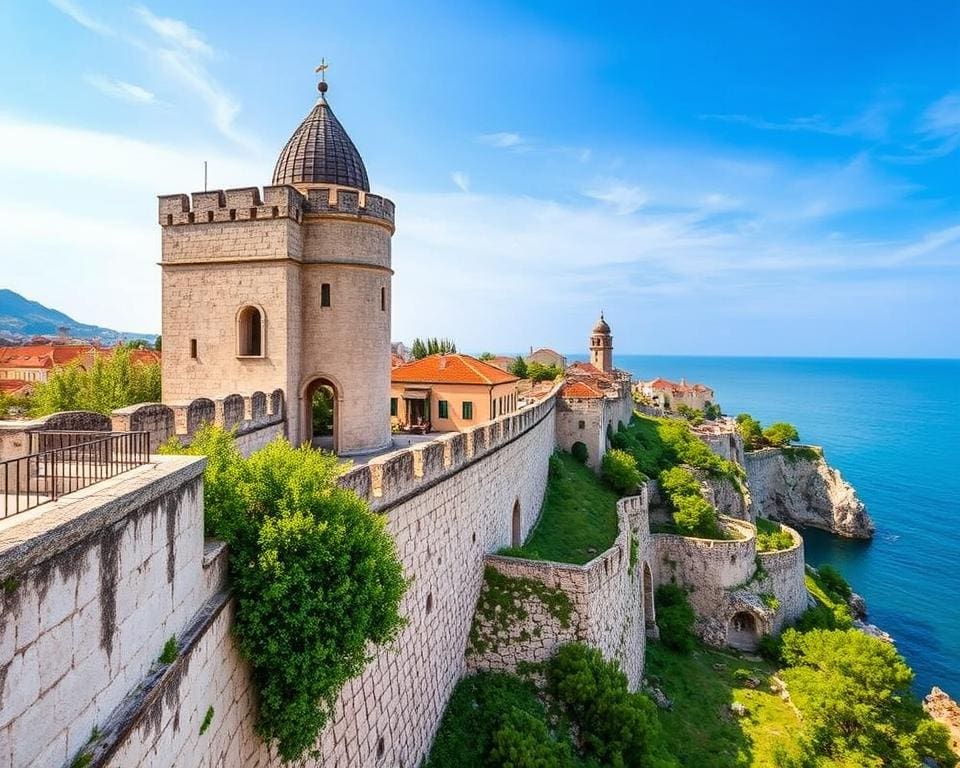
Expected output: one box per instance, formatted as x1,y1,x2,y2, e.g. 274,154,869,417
158,71,394,455
589,312,614,374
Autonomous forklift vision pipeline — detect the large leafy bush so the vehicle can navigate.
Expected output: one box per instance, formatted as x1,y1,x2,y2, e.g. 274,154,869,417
162,426,407,761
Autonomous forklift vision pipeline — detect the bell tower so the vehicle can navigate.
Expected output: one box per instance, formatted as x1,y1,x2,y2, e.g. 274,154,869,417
589,312,613,373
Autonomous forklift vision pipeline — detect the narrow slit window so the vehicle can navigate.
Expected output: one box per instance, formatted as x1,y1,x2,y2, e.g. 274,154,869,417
190,339,198,359
321,283,331,308
380,286,386,311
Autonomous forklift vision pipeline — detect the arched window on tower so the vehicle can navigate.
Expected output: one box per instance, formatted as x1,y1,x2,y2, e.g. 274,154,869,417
237,305,265,357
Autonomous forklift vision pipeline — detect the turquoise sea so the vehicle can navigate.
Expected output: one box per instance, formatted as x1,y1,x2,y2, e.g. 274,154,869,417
581,355,960,697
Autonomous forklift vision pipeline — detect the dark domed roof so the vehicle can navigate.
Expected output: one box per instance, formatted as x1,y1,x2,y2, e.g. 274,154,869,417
272,95,370,191
592,313,611,334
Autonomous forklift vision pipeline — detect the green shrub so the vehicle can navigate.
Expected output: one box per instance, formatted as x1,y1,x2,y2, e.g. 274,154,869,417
763,422,799,447
655,585,696,654
794,603,852,633
601,448,642,495
547,643,678,767
816,565,852,600
30,346,161,417
162,427,407,761
199,705,214,735
610,430,630,450
658,466,721,538
780,628,957,768
548,452,564,480
489,709,577,768
571,441,589,464
527,362,562,382
736,413,765,451
425,672,552,768
158,636,178,665
755,518,795,552
757,634,783,662
509,356,528,379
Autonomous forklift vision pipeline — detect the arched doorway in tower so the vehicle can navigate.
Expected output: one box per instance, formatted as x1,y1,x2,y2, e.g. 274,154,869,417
304,377,339,452
511,499,522,548
727,611,761,651
643,563,656,632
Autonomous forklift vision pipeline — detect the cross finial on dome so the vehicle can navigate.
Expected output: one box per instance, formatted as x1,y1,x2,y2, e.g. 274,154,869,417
315,58,330,96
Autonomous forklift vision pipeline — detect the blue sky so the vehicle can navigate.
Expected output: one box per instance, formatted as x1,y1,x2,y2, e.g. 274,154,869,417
1,1,958,356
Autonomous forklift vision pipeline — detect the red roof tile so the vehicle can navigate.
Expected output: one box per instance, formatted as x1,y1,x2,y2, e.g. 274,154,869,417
391,354,520,386
560,380,604,399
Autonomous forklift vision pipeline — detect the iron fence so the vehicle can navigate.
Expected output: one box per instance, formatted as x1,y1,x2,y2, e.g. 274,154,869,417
1,431,151,520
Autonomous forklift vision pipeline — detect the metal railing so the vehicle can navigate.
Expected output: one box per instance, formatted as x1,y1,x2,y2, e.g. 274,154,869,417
1,431,151,520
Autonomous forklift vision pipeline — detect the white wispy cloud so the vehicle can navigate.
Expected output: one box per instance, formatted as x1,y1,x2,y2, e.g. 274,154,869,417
701,102,892,141
134,5,214,58
479,131,527,149
451,171,470,193
47,0,114,37
583,182,648,216
85,74,156,105
133,6,254,150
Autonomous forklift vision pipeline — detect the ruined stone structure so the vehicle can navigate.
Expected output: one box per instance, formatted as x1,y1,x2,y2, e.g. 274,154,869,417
159,82,394,455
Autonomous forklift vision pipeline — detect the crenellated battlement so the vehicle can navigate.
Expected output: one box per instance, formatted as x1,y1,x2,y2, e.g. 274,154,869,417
158,185,395,229
339,383,562,513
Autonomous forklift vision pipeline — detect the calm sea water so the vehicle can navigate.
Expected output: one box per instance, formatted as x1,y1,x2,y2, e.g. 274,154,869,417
578,355,960,696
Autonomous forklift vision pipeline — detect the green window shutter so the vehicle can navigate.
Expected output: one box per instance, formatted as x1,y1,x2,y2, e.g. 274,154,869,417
439,400,449,419
390,397,397,417
463,401,473,419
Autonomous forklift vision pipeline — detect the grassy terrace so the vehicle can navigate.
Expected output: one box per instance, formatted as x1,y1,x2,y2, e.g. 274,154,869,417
646,643,803,767
754,517,795,552
501,452,619,565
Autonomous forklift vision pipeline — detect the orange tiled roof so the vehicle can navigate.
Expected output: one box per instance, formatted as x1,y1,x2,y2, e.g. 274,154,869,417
391,354,520,386
560,380,604,399
0,380,31,394
0,344,160,370
648,377,711,394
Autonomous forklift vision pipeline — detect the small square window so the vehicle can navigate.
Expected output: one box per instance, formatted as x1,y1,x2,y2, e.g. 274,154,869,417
438,400,449,419
390,397,398,417
463,401,473,419
578,420,586,429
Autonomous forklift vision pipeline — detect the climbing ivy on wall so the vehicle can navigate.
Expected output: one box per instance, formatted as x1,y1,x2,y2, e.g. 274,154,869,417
161,426,407,761
468,566,573,656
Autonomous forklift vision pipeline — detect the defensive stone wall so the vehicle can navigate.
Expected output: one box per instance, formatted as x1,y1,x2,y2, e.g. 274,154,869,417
0,456,208,767
756,525,808,633
555,392,632,471
652,517,808,649
50,386,560,768
467,493,650,689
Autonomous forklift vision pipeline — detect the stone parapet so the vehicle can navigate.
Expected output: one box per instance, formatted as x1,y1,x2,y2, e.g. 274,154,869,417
338,382,562,513
159,185,395,232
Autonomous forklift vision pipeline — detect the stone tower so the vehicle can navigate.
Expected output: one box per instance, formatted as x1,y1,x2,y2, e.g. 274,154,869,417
158,77,395,455
589,313,613,373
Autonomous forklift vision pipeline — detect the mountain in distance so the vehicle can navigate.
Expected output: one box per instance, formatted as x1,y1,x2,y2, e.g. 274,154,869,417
0,289,157,345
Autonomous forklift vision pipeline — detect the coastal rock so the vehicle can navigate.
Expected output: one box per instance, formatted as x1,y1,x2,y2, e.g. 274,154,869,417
848,591,868,620
924,687,960,757
744,447,874,539
853,619,894,644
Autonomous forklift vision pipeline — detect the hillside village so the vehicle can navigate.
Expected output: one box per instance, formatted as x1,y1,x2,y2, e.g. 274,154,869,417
0,72,954,768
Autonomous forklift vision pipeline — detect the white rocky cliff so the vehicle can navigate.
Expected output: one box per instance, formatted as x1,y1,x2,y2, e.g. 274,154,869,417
745,446,874,538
